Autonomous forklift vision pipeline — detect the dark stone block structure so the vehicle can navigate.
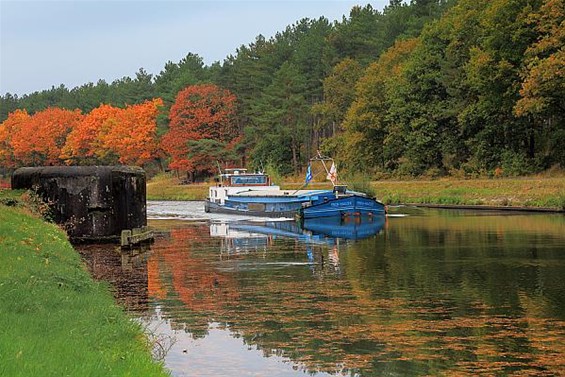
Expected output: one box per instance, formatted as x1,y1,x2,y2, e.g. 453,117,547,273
12,166,147,242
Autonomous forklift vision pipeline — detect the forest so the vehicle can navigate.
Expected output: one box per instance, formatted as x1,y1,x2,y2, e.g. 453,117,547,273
0,0,563,179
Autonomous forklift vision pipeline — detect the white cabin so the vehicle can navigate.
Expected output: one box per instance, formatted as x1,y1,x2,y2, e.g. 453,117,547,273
208,169,280,205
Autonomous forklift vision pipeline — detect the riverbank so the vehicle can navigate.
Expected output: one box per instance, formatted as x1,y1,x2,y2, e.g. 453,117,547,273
372,177,565,210
0,191,169,377
146,174,565,211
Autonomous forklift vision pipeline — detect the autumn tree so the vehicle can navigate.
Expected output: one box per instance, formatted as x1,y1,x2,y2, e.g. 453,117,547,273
9,107,83,166
515,0,564,118
62,104,122,164
0,109,31,168
62,99,163,166
101,99,164,166
515,0,565,167
161,84,237,179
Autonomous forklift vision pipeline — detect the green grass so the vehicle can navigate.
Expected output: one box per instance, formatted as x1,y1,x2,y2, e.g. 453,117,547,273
147,173,208,200
371,177,565,209
0,195,169,377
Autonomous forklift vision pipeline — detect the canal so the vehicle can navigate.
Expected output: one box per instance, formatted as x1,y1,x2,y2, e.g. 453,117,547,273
78,201,565,376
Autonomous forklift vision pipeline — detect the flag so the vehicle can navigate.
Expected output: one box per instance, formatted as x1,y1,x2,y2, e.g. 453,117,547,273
305,164,313,184
327,162,337,184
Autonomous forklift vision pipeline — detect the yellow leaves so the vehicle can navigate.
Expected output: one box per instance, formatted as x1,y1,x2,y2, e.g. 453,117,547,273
515,0,565,117
20,237,34,246
378,38,420,74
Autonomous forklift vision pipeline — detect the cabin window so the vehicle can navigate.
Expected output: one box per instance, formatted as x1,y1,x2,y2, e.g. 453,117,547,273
230,175,267,185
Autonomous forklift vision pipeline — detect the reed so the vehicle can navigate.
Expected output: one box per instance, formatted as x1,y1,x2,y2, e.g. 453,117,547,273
0,196,169,377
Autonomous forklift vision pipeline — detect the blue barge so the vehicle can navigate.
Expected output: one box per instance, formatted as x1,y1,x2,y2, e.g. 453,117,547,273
204,168,386,219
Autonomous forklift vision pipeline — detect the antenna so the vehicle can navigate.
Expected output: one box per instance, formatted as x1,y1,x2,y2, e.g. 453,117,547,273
216,161,223,185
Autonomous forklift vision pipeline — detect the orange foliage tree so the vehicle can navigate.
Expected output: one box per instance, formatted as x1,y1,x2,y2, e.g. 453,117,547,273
103,98,164,165
0,109,31,168
8,107,83,166
61,104,122,164
161,84,238,178
62,99,163,166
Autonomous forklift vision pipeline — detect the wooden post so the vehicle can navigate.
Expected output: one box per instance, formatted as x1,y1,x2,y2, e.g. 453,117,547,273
121,226,154,248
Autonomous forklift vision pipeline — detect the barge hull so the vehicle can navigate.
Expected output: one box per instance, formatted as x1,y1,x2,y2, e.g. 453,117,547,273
300,195,386,219
204,200,298,218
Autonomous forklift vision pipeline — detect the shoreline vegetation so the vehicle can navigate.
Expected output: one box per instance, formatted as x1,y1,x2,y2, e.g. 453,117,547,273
146,173,565,211
0,190,169,377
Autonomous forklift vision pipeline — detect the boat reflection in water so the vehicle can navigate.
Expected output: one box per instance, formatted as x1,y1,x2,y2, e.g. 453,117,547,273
112,205,565,376
303,215,386,240
209,215,385,254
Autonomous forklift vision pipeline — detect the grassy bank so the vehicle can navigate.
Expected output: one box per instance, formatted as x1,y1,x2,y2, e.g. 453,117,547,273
147,173,565,210
147,174,208,200
371,177,565,209
0,192,169,377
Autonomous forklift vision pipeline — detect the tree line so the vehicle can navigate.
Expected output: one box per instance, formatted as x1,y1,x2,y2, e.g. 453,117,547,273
1,0,563,178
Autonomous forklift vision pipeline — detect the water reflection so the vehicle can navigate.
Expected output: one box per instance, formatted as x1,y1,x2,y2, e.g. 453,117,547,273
77,244,151,312
81,207,565,376
210,216,385,254
304,216,386,240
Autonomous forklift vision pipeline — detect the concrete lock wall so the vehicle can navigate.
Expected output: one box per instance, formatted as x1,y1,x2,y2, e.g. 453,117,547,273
11,166,147,242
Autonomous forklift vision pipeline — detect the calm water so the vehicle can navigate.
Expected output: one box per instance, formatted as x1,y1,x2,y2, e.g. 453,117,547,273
79,201,565,376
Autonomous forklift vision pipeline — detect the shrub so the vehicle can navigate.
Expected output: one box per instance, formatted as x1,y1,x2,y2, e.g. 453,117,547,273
500,150,535,177
264,163,284,186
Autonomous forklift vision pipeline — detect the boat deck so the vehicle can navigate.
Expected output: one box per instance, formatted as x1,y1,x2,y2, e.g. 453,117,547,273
231,189,331,197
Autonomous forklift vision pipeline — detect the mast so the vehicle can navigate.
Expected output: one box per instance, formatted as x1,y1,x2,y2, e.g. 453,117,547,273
310,151,336,187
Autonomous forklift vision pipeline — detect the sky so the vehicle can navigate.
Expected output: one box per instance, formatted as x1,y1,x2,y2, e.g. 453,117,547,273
0,0,389,96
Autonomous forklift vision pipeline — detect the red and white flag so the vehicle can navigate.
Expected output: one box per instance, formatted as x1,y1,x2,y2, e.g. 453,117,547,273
327,162,337,184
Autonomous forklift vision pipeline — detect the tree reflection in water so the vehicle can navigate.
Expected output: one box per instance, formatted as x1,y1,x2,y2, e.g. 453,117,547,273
97,211,565,376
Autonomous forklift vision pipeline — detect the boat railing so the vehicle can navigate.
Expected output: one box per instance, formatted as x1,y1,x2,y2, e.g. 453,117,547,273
333,185,347,195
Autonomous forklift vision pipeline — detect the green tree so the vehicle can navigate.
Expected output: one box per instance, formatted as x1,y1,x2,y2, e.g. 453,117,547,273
250,62,308,175
0,93,19,123
312,58,364,144
186,138,239,177
515,0,565,167
456,0,542,173
329,5,386,66
339,39,419,173
154,53,208,106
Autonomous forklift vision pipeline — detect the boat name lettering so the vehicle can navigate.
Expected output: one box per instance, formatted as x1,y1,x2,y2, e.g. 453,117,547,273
330,200,353,207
